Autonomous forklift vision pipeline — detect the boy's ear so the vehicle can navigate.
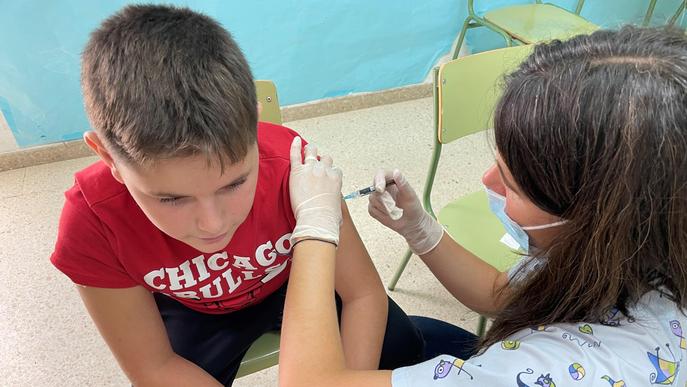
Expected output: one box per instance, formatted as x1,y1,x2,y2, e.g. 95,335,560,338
83,131,125,184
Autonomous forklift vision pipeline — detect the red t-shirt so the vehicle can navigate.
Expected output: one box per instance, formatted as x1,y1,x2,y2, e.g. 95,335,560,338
51,122,300,314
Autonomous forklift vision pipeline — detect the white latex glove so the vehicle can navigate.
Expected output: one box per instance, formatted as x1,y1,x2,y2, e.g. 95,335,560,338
289,137,343,246
368,169,444,255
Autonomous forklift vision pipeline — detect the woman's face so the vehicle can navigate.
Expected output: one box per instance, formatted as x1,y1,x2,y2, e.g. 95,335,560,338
481,154,563,249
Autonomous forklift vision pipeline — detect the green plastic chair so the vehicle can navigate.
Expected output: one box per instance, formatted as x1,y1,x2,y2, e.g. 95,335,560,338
452,0,598,59
643,0,686,26
236,331,281,378
387,46,533,336
234,80,282,378
255,80,283,126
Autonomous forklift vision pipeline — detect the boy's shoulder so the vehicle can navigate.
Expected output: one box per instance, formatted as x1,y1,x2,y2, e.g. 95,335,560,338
256,121,302,161
70,161,127,209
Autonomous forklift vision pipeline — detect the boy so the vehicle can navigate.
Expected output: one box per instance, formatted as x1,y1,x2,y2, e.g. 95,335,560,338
50,4,423,386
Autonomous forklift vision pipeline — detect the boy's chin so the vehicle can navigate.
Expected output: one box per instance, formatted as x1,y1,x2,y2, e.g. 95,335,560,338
184,234,232,253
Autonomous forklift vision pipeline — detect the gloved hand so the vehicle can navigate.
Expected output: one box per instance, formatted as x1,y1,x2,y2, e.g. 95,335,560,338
368,169,444,255
289,136,343,246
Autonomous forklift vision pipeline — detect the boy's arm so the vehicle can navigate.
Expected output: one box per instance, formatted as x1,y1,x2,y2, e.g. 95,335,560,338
77,286,222,387
280,240,392,387
334,200,388,369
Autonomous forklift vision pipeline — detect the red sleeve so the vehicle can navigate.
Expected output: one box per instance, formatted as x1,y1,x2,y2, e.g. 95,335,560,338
280,130,308,230
255,122,308,230
281,164,297,229
50,187,137,288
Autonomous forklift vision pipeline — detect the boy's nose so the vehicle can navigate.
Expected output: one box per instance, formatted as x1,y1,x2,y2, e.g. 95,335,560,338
482,164,506,196
196,200,225,235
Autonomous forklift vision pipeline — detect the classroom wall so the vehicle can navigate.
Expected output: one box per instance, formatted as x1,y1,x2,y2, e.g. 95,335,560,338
0,0,684,148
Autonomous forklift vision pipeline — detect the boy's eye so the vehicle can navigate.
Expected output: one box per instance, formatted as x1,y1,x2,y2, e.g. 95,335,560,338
222,179,246,192
159,197,183,205
157,178,246,205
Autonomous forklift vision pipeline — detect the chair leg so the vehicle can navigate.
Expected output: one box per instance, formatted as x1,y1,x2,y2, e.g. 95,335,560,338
388,249,413,291
451,17,476,60
643,0,658,26
668,1,685,26
476,316,488,337
482,19,515,47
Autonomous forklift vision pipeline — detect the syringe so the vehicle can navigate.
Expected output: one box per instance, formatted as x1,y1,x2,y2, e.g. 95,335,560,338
343,181,396,200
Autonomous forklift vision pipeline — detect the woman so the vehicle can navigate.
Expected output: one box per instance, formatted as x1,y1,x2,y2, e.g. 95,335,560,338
281,26,687,386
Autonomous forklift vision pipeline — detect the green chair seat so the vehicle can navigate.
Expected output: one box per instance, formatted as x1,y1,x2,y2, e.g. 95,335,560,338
236,331,281,378
438,191,519,273
485,4,599,44
450,1,597,60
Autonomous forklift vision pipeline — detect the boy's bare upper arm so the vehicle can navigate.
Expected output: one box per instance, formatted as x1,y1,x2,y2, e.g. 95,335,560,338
77,285,175,382
333,200,385,301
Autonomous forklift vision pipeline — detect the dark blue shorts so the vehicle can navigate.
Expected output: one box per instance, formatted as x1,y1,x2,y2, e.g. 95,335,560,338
154,283,426,386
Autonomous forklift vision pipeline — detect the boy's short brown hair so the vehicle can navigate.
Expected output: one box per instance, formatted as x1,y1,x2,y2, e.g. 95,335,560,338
81,4,257,167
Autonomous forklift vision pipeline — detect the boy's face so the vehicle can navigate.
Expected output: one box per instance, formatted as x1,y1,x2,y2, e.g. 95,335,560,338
113,145,260,253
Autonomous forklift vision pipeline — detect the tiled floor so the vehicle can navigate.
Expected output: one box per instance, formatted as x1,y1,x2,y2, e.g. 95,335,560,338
0,97,496,386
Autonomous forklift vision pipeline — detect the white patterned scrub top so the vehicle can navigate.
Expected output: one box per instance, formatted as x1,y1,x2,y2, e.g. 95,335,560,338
392,260,686,386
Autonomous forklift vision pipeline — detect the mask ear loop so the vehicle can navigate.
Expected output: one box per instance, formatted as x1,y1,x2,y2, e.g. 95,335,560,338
521,220,567,231
484,187,567,231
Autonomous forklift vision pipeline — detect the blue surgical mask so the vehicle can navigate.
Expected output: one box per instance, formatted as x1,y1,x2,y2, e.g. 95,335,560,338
485,187,566,254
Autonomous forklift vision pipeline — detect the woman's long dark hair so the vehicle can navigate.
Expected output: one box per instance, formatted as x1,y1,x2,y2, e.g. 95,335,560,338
484,26,687,349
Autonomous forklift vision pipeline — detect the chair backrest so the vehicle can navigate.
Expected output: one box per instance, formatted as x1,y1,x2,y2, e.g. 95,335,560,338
255,80,283,125
421,45,533,218
435,45,533,144
236,80,282,379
